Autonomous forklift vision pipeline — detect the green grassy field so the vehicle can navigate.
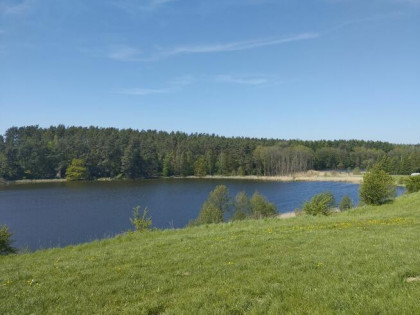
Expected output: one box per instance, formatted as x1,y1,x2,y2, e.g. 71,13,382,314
1,192,420,314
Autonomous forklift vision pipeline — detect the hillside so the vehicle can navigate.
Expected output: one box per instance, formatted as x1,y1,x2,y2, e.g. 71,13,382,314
1,192,420,314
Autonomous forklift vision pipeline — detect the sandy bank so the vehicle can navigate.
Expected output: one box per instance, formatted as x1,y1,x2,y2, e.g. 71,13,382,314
1,171,364,185
186,171,363,184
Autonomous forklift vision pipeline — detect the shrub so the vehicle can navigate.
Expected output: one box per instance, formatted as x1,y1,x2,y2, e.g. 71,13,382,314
303,192,335,216
193,185,230,225
130,206,152,232
250,191,277,218
339,195,353,211
0,225,16,255
194,205,223,225
406,176,420,193
359,167,395,205
353,167,361,175
232,191,252,221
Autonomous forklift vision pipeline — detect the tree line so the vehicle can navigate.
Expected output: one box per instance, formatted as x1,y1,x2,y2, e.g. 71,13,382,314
0,125,419,180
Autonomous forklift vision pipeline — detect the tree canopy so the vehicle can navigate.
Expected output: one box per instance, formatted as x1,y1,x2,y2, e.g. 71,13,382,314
0,125,419,180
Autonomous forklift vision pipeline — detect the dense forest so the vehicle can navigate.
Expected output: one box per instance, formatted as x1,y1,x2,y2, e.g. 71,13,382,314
0,125,419,180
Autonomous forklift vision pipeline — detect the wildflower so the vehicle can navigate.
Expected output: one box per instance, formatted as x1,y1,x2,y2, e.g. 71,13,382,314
3,280,12,286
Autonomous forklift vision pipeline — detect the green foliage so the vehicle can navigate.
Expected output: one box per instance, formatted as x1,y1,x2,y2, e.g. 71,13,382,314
406,176,420,193
232,191,252,221
1,126,419,180
359,166,396,205
162,153,174,177
352,167,361,175
130,206,152,232
192,185,230,225
66,159,88,181
339,195,353,211
194,205,223,225
303,192,336,216
250,191,277,218
121,140,143,179
0,225,16,255
194,156,207,177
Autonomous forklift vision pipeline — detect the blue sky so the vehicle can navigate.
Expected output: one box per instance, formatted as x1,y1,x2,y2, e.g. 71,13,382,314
0,0,419,143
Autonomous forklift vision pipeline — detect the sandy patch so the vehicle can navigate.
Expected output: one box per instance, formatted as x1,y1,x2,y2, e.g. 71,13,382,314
406,276,420,283
278,212,296,219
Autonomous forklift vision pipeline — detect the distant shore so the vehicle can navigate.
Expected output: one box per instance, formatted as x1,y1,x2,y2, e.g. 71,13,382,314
185,171,363,184
1,171,364,185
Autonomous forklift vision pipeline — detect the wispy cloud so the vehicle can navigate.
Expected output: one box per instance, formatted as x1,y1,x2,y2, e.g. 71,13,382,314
107,33,319,62
113,87,174,96
161,33,318,56
214,74,269,86
113,75,195,96
107,45,143,62
0,0,34,15
213,74,294,88
109,0,176,12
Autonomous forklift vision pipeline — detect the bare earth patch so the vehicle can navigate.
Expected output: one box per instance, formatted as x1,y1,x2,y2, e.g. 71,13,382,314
278,212,296,219
406,276,420,283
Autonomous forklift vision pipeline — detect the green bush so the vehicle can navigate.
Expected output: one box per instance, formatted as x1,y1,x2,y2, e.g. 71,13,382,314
130,206,152,232
250,191,277,218
352,167,361,175
232,191,252,221
0,225,16,255
303,192,335,216
406,176,420,193
339,195,353,211
194,205,223,225
359,167,395,205
193,185,230,225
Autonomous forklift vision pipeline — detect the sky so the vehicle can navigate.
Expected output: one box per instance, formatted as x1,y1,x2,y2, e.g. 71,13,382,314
0,0,419,144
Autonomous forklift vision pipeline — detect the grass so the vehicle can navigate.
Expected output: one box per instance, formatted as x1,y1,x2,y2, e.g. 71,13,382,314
1,193,420,314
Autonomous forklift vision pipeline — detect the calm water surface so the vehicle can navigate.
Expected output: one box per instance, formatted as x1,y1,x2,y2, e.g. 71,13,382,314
0,179,404,250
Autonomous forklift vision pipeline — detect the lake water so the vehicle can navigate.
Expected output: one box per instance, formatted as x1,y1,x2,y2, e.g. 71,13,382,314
0,179,404,250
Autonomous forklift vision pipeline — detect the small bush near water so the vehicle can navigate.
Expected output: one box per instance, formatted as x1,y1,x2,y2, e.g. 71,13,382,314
192,186,277,225
192,185,230,225
130,206,152,232
0,225,16,255
303,192,336,216
339,195,353,211
250,191,277,219
406,176,420,193
359,166,395,205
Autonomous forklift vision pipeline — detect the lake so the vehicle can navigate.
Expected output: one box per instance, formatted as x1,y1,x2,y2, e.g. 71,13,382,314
0,179,404,250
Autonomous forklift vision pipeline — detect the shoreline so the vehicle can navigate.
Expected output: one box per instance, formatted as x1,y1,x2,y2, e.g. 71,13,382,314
1,171,364,185
184,173,363,184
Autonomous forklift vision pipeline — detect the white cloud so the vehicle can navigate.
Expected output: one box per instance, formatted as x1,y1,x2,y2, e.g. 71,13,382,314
108,45,143,61
161,33,319,56
214,74,269,86
168,74,195,86
107,33,319,62
109,0,176,12
113,87,174,96
0,0,34,15
213,74,294,87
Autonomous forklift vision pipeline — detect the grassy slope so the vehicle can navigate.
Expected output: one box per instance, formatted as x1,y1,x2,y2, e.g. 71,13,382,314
1,193,420,314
